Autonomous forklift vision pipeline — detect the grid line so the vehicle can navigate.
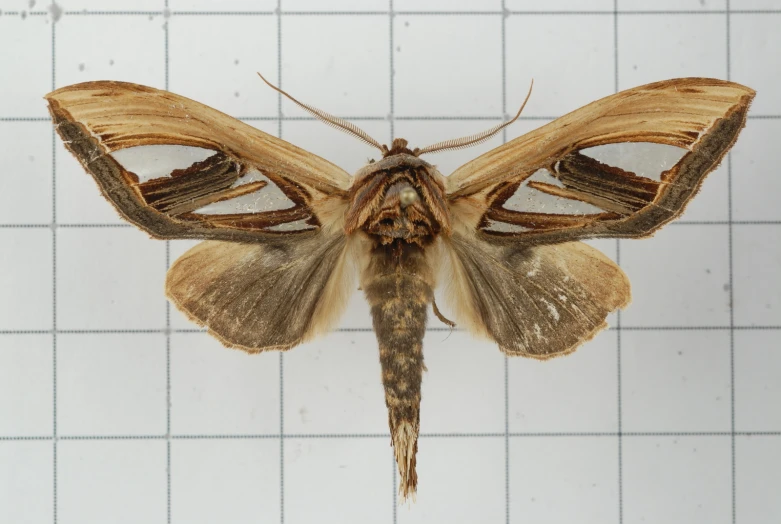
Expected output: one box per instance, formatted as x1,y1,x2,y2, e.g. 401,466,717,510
2,431,779,442
163,4,172,522
613,3,625,523
50,15,58,524
726,3,737,523
276,4,285,522
7,9,781,16
500,3,511,523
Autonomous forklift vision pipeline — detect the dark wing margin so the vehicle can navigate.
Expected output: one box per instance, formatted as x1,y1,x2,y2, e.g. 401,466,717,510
46,81,351,242
447,78,755,245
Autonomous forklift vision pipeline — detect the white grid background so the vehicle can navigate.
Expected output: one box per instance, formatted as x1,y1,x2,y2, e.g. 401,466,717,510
1,0,780,523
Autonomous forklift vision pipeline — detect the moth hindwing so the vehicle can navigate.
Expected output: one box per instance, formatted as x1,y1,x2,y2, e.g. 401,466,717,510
46,77,754,499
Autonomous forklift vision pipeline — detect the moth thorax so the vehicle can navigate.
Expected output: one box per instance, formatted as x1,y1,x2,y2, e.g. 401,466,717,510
365,180,438,245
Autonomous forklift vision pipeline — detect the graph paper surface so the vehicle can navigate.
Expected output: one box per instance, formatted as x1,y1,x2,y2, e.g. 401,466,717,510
1,0,780,523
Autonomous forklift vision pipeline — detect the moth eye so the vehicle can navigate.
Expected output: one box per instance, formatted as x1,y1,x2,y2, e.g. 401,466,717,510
580,142,686,182
380,218,395,226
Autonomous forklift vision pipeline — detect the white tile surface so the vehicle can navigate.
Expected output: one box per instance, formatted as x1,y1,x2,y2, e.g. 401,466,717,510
168,15,279,118
395,14,503,117
284,438,393,524
734,330,781,432
56,227,167,330
620,225,731,327
0,4,779,524
0,122,52,224
621,330,731,433
57,333,167,436
0,228,52,331
509,437,619,524
0,335,53,437
58,440,167,524
618,13,727,90
171,438,281,524
0,440,53,524
622,436,733,524
170,333,280,435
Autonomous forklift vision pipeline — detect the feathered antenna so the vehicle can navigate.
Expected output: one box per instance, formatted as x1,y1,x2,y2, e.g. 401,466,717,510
414,79,534,156
257,72,386,154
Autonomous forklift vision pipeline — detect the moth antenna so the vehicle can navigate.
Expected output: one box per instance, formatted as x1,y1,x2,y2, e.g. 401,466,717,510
257,72,385,153
414,79,534,156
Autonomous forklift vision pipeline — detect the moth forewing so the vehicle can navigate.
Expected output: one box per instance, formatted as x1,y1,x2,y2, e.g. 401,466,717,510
46,76,754,501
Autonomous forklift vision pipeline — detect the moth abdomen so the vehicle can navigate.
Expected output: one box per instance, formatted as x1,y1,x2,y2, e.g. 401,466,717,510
362,243,434,499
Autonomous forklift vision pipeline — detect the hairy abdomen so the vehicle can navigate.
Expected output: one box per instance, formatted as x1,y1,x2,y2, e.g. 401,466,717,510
362,243,433,499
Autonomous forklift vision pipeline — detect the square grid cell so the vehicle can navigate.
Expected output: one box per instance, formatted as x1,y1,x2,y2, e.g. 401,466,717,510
0,3,779,524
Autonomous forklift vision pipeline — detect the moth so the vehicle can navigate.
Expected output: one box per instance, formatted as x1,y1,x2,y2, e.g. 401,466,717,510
46,76,754,499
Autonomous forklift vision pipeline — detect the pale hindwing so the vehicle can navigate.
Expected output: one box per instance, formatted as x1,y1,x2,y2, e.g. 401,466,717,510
45,81,351,241
447,78,755,245
443,233,631,359
165,232,354,352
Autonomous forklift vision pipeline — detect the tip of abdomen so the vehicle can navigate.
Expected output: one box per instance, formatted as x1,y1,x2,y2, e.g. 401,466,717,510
391,417,420,500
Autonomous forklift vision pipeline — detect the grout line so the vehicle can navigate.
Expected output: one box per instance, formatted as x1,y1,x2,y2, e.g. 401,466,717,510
726,3,737,524
4,431,778,442
276,5,285,524
613,3,624,523
163,5,172,522
50,16,58,524
500,3,510,523
11,9,777,16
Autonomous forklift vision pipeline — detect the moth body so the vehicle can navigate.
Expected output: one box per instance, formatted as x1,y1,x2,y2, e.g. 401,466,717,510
348,140,451,496
362,242,433,499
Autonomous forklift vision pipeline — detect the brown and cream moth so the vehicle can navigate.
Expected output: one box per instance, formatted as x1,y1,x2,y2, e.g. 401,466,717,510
45,76,755,499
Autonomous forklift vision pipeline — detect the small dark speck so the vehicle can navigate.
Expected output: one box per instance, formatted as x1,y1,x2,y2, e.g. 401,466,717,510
234,59,240,65
396,46,401,52
29,0,36,7
234,91,240,97
404,20,409,27
163,7,171,19
78,63,85,72
705,268,711,274
28,155,35,162
633,64,638,70
149,15,153,21
530,497,536,502
21,11,27,19
678,350,683,355
723,283,730,291
109,59,114,66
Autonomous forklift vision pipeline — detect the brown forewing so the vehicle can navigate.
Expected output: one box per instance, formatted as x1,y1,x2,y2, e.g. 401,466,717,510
447,78,755,245
45,81,352,241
